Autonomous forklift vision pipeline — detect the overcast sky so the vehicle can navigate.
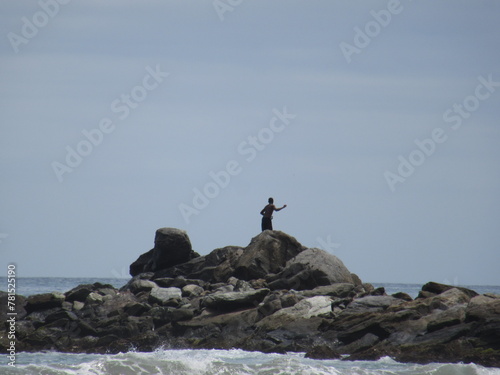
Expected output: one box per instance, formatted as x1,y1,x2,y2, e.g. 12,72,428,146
1,1,499,286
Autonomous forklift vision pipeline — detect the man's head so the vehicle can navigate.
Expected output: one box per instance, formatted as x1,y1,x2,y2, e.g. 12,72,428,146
268,197,274,204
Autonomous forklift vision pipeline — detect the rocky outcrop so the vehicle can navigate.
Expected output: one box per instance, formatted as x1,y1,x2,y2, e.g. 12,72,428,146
2,228,499,368
266,248,356,290
130,228,200,276
234,230,306,280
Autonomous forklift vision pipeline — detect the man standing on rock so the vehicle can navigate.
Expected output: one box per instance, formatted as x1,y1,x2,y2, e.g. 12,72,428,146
260,197,286,231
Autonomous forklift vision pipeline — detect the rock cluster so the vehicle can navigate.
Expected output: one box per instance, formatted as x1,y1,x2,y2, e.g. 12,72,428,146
1,229,499,367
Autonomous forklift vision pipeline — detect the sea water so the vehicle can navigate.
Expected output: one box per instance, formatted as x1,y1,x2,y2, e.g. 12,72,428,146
1,278,500,374
2,349,500,375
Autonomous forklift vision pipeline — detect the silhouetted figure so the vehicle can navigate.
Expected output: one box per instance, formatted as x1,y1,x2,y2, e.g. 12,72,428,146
260,197,287,231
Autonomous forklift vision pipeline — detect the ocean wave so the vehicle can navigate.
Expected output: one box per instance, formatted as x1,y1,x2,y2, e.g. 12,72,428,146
2,349,500,375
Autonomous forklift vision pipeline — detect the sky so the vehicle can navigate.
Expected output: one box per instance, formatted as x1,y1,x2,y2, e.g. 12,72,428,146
1,0,499,286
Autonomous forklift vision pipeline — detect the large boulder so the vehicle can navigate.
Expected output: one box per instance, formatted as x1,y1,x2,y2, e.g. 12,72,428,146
130,228,200,276
267,248,356,290
234,231,306,280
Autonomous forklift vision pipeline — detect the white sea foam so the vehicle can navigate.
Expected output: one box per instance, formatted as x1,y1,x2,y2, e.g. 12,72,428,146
2,349,499,375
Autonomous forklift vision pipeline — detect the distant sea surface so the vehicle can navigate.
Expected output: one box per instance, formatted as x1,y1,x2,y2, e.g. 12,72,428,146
2,278,500,374
2,276,499,299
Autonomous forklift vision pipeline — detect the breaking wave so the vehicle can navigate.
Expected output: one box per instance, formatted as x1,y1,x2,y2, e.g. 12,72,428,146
2,349,499,375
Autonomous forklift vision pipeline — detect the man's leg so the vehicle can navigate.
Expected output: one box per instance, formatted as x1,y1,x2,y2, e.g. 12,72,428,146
262,217,273,231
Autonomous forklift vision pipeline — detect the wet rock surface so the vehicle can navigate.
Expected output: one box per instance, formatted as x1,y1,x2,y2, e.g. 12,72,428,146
1,228,499,367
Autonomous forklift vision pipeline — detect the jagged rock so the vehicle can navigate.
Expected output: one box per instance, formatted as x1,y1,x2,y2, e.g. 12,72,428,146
344,295,405,314
426,305,466,332
155,276,205,289
340,332,380,354
302,283,356,298
130,228,200,276
129,249,154,277
86,292,104,304
421,281,478,299
466,294,500,322
125,279,158,294
182,284,204,297
267,248,355,290
152,246,244,283
305,344,341,359
65,284,94,302
45,310,78,324
234,231,306,280
202,289,270,312
392,292,413,301
25,292,65,313
432,288,473,308
124,302,150,317
256,296,333,331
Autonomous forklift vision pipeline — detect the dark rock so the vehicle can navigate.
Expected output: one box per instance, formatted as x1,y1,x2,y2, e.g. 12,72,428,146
65,284,94,302
371,287,386,296
412,323,474,345
466,295,500,323
148,306,173,327
182,284,205,297
234,231,306,280
267,248,355,290
426,305,466,333
45,310,78,324
392,292,413,301
6,228,500,368
350,273,363,287
258,294,283,317
202,289,270,312
169,308,195,322
124,302,150,317
152,246,244,283
417,290,436,299
130,228,200,276
421,282,479,299
121,278,158,294
77,320,98,336
129,249,154,277
256,296,333,331
340,332,380,354
305,344,341,359
25,292,65,313
344,296,404,314
173,308,260,348
302,283,356,298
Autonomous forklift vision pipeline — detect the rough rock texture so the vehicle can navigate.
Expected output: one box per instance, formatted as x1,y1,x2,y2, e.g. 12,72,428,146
130,228,200,276
267,248,355,290
2,228,500,368
152,246,244,283
234,231,306,280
